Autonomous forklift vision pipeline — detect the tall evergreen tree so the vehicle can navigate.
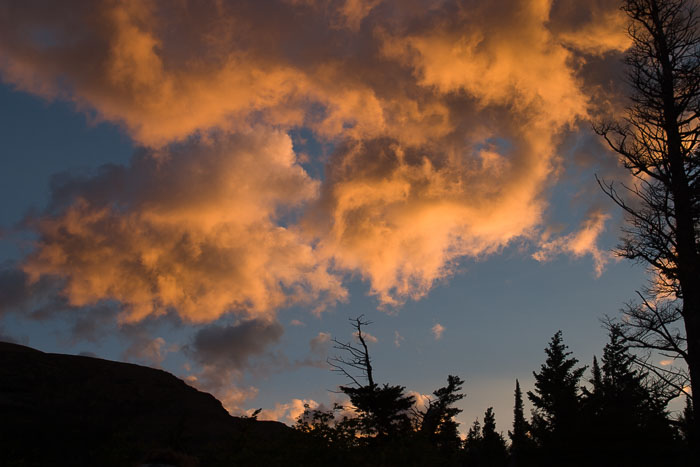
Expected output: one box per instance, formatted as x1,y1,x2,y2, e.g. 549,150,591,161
583,324,676,465
481,408,508,467
509,380,533,466
527,331,586,461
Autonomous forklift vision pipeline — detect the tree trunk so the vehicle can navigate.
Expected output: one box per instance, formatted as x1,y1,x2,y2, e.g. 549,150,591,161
650,0,700,437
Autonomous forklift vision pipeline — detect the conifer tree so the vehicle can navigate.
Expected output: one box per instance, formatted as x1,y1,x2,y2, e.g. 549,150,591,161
420,375,465,452
481,408,508,466
463,408,508,467
583,325,675,463
527,331,586,458
509,380,533,466
509,380,528,446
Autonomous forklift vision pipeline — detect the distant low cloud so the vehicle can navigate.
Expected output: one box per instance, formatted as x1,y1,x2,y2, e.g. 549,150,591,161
258,398,319,425
122,336,176,367
432,323,445,340
310,332,332,355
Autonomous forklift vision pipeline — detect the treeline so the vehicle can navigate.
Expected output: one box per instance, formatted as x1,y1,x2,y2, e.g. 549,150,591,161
290,319,694,466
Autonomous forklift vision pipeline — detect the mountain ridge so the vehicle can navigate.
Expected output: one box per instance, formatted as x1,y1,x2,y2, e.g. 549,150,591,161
0,341,297,466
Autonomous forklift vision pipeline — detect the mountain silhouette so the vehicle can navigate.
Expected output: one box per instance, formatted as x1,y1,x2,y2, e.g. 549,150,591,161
0,341,296,466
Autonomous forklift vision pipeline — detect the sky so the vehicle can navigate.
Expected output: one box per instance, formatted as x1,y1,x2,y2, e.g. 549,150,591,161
0,0,674,433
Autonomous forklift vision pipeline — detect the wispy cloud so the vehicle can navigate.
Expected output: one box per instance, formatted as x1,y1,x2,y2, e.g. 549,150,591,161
532,210,611,277
432,323,445,340
394,330,404,348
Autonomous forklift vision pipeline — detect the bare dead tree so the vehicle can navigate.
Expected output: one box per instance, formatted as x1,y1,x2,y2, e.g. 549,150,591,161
326,315,415,440
595,0,700,437
327,315,375,388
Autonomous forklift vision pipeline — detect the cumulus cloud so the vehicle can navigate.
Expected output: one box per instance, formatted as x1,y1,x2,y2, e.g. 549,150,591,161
1,0,627,316
22,131,346,323
432,323,445,340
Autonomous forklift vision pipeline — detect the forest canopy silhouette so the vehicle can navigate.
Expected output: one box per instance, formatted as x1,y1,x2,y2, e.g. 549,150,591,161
288,318,693,466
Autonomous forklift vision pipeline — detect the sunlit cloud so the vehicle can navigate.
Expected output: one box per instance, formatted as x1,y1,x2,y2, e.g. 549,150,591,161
532,210,611,277
310,332,332,355
1,0,627,321
408,390,431,412
259,398,319,425
21,131,346,323
432,323,445,340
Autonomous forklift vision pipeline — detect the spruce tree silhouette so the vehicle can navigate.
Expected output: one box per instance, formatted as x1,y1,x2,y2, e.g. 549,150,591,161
508,380,534,467
463,408,508,467
527,331,585,465
582,325,676,466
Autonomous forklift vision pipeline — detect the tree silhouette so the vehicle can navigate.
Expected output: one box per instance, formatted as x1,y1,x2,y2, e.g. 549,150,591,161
508,380,534,466
678,395,695,443
594,0,700,433
583,324,676,464
420,374,465,453
463,408,508,467
328,316,415,441
527,331,586,462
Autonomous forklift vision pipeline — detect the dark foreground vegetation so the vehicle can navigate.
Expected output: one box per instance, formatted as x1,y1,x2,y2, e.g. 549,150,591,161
291,318,694,467
0,323,695,467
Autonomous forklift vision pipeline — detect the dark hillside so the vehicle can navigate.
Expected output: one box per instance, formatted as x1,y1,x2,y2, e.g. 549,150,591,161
0,342,296,466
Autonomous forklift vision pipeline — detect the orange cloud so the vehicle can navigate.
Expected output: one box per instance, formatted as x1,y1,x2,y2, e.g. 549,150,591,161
432,323,445,340
548,0,630,56
532,210,611,277
259,398,319,425
22,131,347,323
2,0,627,316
